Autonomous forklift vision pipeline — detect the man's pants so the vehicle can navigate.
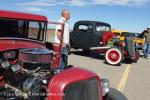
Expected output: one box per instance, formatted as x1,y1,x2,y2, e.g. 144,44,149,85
143,43,150,57
60,47,69,68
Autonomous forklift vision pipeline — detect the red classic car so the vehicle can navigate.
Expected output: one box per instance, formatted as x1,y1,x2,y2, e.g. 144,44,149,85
0,10,126,100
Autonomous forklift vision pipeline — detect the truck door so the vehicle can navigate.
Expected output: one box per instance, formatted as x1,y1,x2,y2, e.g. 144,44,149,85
73,24,93,49
92,24,111,46
91,24,104,47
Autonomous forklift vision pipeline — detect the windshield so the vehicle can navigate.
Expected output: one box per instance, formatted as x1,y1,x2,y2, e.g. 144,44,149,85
0,18,46,41
121,32,132,37
78,24,93,32
96,23,111,32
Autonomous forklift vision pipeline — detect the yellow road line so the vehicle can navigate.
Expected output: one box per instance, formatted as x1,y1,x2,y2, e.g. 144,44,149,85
117,64,132,93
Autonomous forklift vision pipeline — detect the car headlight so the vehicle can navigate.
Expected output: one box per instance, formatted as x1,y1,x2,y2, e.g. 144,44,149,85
101,79,110,96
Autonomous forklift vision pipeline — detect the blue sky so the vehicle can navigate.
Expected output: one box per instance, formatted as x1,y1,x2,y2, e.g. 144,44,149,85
0,0,150,32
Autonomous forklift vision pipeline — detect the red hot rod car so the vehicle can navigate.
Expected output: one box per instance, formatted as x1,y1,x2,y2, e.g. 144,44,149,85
70,21,140,65
0,10,126,100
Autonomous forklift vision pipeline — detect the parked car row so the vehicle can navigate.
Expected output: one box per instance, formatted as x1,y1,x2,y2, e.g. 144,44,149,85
112,30,144,50
0,10,127,100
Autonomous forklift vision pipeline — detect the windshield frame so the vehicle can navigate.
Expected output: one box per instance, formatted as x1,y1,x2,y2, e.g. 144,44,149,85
95,23,111,32
0,18,47,42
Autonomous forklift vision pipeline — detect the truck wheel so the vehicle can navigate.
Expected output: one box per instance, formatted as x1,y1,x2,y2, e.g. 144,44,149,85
130,49,140,63
105,48,123,65
104,88,127,100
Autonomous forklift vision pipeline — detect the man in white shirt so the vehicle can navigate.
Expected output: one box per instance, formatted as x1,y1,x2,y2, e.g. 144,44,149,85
55,10,70,68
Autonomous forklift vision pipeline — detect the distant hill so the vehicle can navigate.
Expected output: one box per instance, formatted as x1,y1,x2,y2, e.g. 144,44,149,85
47,29,55,35
29,28,55,35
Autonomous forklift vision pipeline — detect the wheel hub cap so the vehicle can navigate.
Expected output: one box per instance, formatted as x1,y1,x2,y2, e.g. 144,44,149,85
110,54,116,59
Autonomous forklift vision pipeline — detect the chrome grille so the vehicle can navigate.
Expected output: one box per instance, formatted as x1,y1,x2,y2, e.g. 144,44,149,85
64,78,100,100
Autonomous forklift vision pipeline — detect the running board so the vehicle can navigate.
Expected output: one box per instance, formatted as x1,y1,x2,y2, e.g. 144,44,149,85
90,46,111,50
70,46,111,51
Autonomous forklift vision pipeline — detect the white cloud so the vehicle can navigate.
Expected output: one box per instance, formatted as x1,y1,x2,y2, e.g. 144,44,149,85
23,7,48,12
16,0,55,12
17,1,56,6
130,0,149,6
92,0,149,6
93,0,129,5
17,0,150,8
69,0,87,6
68,0,149,6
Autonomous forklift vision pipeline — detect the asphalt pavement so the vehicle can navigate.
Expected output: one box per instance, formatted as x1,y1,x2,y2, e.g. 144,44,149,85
68,50,150,100
48,36,150,100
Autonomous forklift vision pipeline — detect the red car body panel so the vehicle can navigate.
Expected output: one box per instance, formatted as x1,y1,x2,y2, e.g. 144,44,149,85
48,67,103,100
103,31,116,46
0,38,46,52
51,43,61,68
0,10,47,21
0,10,104,100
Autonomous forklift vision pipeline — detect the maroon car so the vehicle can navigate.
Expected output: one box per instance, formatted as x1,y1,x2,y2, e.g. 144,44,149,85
0,10,127,100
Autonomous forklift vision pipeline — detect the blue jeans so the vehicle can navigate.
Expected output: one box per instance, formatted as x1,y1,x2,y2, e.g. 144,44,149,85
60,47,69,68
143,43,150,57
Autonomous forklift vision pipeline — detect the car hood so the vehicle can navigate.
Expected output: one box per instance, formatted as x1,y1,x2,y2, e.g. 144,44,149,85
0,37,46,51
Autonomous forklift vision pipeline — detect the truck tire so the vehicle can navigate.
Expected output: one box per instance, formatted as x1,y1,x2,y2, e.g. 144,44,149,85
130,49,140,63
105,48,123,65
104,88,127,100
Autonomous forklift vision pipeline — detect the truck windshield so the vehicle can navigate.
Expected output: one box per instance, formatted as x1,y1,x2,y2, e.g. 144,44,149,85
121,32,132,37
0,18,46,41
96,24,111,32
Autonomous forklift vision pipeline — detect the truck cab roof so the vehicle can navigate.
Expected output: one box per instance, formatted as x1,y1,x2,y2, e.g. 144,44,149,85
75,20,111,27
0,10,47,21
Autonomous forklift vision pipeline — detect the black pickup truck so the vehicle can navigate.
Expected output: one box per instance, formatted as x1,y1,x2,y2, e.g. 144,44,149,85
70,20,140,65
70,20,112,52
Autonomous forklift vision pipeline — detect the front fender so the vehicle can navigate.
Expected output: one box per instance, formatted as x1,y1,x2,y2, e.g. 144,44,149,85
48,67,103,100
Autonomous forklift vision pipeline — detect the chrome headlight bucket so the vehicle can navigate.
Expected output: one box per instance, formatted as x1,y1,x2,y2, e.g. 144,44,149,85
101,79,110,96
